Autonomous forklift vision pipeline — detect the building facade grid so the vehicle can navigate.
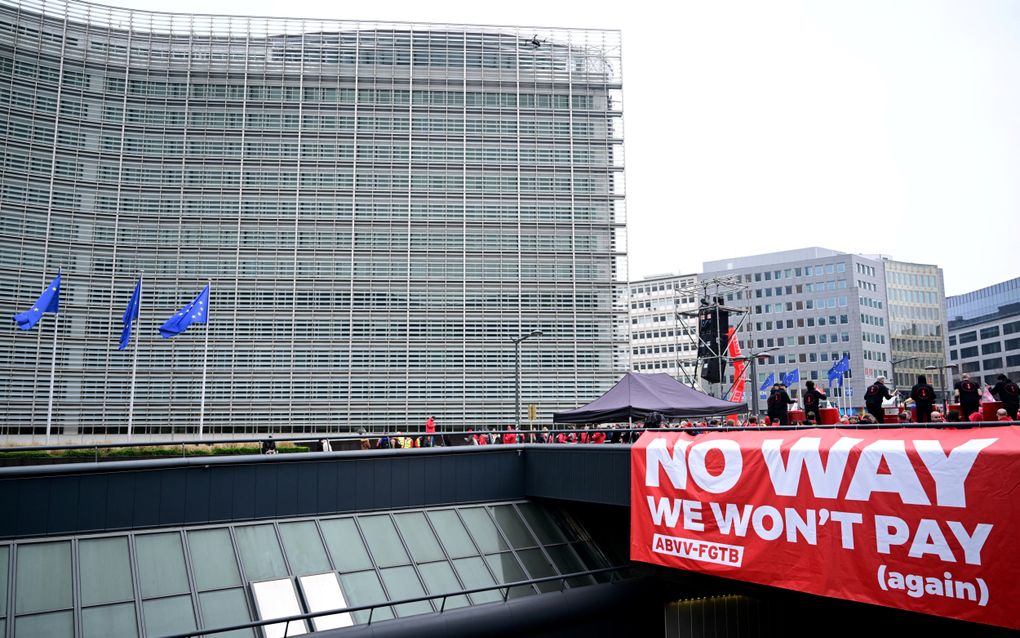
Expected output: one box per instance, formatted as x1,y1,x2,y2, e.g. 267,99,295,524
627,273,699,383
0,0,628,437
883,259,947,390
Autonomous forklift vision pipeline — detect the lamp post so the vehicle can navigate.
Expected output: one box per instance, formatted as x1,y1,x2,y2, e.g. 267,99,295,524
513,330,543,430
925,364,958,413
890,356,919,399
924,364,945,414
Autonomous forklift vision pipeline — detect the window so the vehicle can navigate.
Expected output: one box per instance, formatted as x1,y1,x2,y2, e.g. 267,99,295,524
15,542,73,635
251,579,309,637
959,331,978,344
980,326,1001,339
3,501,617,634
982,342,1002,355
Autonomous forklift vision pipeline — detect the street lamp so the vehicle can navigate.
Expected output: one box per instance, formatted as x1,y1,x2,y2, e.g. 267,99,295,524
513,330,543,430
890,356,919,391
925,364,959,413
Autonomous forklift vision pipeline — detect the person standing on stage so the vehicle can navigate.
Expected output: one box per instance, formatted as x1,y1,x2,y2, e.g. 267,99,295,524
990,374,1020,419
864,376,893,423
767,383,795,425
954,373,981,419
801,380,827,421
909,375,937,423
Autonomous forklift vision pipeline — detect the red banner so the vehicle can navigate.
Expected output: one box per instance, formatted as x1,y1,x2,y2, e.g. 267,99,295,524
630,427,1020,630
726,327,745,405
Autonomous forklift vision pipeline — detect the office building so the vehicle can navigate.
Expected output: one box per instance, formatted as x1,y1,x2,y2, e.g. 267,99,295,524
0,0,628,438
882,259,948,390
947,277,1020,386
627,273,699,384
702,247,893,407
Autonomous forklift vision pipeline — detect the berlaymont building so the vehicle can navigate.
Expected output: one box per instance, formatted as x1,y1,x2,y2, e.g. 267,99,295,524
0,0,628,439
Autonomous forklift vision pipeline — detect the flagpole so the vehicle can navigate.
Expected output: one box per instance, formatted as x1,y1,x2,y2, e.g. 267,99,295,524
841,373,847,415
44,312,59,444
127,275,142,441
198,281,210,439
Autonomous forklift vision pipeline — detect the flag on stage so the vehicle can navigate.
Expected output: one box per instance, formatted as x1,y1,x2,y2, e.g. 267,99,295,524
119,279,141,350
827,355,850,387
783,368,800,387
13,272,61,331
159,285,209,338
726,327,746,404
759,372,775,392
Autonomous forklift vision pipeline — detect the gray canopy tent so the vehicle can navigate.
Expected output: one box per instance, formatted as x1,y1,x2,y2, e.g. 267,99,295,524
552,372,747,423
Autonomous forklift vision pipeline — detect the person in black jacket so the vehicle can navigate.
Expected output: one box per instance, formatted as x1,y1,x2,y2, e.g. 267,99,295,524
767,383,795,425
954,373,981,419
864,377,893,423
801,381,827,421
990,374,1019,419
910,375,937,423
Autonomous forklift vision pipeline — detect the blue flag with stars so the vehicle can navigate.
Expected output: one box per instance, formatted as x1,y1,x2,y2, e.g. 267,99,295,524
783,368,800,387
827,355,850,387
119,278,141,350
13,272,61,331
759,372,775,392
159,285,209,338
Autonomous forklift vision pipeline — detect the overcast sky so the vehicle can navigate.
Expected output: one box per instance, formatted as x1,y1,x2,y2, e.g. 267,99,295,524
112,0,1020,296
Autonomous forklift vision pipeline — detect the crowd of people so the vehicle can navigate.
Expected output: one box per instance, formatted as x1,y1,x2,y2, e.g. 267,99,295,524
289,377,1019,454
380,376,1019,450
761,372,1020,425
862,371,1019,423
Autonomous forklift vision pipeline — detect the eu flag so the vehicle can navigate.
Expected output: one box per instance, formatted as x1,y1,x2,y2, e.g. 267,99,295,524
759,372,775,392
783,369,800,386
159,285,209,338
828,355,850,386
119,279,141,350
13,273,61,330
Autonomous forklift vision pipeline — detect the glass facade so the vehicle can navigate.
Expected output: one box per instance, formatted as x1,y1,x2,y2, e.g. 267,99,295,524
0,500,616,637
947,277,1020,322
0,0,628,437
883,261,947,390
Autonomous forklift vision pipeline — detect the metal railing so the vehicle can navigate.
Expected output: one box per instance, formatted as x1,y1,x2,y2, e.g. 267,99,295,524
156,565,635,638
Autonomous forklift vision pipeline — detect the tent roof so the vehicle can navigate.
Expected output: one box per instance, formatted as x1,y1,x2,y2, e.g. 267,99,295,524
552,372,747,423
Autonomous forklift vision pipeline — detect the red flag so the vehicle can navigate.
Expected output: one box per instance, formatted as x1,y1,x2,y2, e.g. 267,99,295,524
727,327,745,404
725,327,746,423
